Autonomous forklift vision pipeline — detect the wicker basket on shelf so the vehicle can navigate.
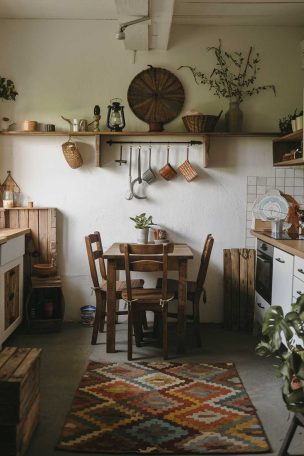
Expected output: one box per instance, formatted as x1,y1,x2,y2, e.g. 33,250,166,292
62,140,83,169
182,111,222,133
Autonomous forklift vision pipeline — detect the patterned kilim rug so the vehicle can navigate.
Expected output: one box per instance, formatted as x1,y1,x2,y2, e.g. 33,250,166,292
56,361,270,454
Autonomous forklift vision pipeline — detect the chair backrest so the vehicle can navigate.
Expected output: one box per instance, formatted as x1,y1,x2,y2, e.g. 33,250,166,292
195,234,214,295
121,243,174,301
85,231,107,289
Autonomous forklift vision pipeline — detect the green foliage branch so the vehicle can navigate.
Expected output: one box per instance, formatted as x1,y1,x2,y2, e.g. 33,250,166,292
0,76,18,101
179,40,276,103
256,296,304,413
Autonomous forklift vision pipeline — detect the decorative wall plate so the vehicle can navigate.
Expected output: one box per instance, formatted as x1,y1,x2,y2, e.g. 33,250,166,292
253,190,289,221
127,66,185,132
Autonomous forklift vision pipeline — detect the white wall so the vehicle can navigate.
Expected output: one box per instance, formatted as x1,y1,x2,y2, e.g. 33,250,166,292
0,21,303,322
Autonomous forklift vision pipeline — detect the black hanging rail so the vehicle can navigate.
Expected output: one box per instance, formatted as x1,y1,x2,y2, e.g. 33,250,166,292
107,139,203,146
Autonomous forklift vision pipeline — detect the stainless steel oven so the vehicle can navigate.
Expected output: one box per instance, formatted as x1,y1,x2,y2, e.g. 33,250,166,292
256,240,273,305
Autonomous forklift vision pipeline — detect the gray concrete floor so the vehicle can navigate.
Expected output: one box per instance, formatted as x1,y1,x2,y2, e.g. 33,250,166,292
5,322,304,456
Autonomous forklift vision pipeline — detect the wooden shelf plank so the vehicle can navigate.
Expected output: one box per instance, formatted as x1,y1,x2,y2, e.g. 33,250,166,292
273,129,303,143
0,130,280,137
274,158,304,167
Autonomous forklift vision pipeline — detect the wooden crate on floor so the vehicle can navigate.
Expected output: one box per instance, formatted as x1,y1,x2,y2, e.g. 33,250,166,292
223,248,255,331
0,347,42,456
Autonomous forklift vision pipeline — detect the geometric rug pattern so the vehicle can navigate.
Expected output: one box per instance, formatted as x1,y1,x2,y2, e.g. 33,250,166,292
56,361,271,454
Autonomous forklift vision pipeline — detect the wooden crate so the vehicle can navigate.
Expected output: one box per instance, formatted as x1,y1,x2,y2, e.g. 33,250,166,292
223,248,255,331
0,347,41,456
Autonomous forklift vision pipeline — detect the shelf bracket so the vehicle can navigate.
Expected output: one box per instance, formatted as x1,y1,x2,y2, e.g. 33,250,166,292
202,135,210,168
95,135,101,167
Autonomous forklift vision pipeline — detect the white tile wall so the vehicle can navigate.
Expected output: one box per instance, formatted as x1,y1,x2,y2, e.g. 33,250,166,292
246,168,304,247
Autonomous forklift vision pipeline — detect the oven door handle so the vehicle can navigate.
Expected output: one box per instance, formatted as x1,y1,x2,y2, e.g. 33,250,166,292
257,256,272,263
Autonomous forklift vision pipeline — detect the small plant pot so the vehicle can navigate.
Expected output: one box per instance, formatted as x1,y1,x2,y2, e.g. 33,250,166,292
295,115,303,131
136,228,149,244
291,119,297,132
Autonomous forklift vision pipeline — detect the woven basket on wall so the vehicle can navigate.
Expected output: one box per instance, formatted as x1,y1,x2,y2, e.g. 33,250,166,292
62,140,83,169
182,111,222,133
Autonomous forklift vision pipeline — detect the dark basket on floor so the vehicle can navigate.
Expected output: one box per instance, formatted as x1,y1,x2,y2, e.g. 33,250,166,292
182,111,222,133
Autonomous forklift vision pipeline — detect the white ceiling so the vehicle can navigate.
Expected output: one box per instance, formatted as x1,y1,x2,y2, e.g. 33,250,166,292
0,0,303,51
0,0,303,26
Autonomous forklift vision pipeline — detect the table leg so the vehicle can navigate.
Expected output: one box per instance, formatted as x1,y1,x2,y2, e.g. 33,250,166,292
106,259,117,353
177,259,187,353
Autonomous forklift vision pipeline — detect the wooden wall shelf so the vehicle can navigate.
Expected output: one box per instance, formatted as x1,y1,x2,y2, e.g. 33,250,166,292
0,130,280,168
273,129,303,167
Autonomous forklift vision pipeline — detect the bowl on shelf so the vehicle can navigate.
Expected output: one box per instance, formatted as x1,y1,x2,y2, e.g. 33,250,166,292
182,111,222,133
20,120,38,132
32,263,56,277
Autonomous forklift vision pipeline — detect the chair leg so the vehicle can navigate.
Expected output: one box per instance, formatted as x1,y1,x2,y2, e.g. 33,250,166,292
162,305,168,360
133,306,142,347
128,302,133,361
99,294,106,332
142,311,148,330
91,293,103,345
193,298,202,347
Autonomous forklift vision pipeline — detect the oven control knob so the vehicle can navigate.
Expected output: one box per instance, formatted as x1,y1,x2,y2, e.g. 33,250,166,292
261,243,267,251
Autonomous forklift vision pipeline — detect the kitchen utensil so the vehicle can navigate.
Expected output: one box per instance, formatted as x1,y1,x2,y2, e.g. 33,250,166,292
115,145,127,166
45,124,55,132
178,145,198,182
62,139,83,168
142,145,156,184
127,66,185,132
131,146,147,199
159,145,177,181
61,116,80,132
125,146,134,200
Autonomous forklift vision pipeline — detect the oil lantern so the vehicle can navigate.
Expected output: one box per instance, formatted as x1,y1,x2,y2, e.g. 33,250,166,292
107,98,125,131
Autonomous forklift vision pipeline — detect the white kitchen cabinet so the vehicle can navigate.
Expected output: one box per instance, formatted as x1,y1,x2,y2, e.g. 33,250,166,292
0,235,25,347
254,291,270,325
271,247,294,314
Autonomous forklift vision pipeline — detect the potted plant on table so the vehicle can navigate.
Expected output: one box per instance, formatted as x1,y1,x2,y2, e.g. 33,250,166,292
178,40,276,132
0,76,18,131
256,297,304,413
130,213,155,244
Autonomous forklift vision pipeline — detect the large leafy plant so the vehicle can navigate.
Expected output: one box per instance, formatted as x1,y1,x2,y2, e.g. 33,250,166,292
130,213,155,230
0,76,18,101
179,40,276,103
256,297,304,413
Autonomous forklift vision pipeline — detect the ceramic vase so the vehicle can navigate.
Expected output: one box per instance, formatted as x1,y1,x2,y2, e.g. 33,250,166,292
136,228,149,244
295,116,303,131
291,119,297,132
225,98,243,132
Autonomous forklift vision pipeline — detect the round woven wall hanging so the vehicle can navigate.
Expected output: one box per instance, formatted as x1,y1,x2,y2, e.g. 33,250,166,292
127,66,185,132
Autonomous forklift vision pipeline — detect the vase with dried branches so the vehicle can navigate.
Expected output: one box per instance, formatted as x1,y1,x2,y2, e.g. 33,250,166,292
179,40,276,131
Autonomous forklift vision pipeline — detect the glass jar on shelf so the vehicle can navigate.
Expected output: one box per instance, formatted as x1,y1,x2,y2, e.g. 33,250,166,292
3,190,14,208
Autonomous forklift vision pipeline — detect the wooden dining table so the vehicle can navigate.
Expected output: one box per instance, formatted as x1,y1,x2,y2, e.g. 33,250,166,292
103,242,193,354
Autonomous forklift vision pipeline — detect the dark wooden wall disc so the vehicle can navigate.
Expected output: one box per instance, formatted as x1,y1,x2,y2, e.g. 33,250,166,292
127,66,185,132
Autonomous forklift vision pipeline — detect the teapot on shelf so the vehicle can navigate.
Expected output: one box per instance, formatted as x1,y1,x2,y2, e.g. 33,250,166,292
61,116,88,132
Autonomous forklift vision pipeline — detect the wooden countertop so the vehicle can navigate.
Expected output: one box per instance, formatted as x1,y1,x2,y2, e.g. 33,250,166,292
0,228,31,245
251,230,304,259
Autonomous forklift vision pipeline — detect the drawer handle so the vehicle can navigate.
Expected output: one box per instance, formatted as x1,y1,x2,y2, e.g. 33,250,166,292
297,291,302,296
298,268,304,274
275,258,285,263
9,292,14,300
257,302,265,309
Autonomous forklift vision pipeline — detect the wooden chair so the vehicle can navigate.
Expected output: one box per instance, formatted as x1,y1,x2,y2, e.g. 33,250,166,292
121,243,175,360
85,232,144,345
156,234,214,347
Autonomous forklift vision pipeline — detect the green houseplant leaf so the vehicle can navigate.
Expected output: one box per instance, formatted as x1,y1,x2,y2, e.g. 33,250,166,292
256,301,304,413
129,213,155,229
